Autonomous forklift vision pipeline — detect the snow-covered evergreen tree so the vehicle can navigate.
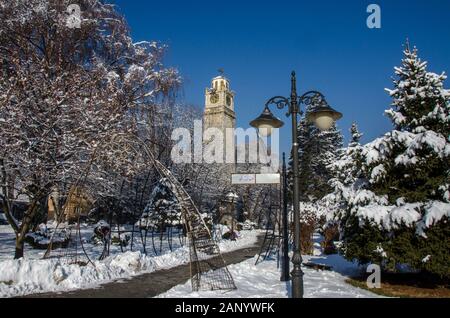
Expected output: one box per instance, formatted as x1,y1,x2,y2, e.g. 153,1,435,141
339,44,450,278
349,123,363,145
385,45,449,135
140,178,182,229
335,123,364,185
320,122,365,223
287,107,343,253
289,108,344,203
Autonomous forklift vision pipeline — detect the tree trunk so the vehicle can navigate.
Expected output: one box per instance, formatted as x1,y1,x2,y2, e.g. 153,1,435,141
13,200,39,259
14,239,24,259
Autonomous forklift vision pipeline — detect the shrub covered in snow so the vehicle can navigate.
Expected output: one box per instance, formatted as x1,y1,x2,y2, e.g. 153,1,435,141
328,44,450,278
91,221,111,246
25,224,70,250
239,220,257,231
322,223,340,255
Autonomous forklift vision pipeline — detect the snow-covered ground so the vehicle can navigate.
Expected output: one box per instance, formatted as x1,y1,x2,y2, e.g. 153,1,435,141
158,234,380,298
0,224,259,298
1,225,380,299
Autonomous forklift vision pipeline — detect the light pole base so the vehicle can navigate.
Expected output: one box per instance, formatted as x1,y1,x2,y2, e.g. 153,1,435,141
291,268,305,298
291,251,304,298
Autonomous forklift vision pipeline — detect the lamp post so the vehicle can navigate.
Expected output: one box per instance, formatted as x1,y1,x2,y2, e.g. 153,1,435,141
250,72,343,298
226,191,239,240
280,152,290,282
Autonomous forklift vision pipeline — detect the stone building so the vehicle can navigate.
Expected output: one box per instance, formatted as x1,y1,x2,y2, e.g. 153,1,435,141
204,74,236,164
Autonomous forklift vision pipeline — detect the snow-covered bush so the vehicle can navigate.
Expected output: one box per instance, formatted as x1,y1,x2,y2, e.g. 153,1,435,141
239,220,257,231
336,44,450,278
321,223,340,255
25,224,70,250
298,202,322,254
91,220,111,246
111,235,131,247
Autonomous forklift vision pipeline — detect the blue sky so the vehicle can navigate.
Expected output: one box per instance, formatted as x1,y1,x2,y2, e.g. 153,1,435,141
113,0,450,153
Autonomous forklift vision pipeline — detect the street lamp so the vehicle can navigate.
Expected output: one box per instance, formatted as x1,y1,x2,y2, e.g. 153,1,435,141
250,71,342,298
226,192,239,240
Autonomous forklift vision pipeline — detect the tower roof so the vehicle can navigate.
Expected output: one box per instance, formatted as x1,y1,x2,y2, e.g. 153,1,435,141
212,75,229,81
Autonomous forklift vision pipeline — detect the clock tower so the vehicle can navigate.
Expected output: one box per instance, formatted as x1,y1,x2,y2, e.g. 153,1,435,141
204,75,236,137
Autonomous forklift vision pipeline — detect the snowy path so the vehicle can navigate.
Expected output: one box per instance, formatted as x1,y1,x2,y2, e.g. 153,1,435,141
158,255,379,298
23,236,264,298
158,259,378,299
158,234,380,298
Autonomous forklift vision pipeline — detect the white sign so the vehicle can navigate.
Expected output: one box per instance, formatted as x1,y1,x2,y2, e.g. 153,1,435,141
232,174,256,185
232,174,280,185
256,174,280,184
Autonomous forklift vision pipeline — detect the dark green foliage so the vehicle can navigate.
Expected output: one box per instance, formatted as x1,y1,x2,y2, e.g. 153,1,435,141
368,139,448,205
416,220,450,278
340,215,387,266
341,216,450,279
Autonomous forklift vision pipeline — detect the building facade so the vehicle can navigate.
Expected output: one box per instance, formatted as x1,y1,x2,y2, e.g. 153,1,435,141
204,75,236,162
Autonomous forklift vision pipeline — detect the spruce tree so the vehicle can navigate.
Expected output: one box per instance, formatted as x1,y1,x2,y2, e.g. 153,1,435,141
350,122,363,145
385,45,449,135
339,44,450,278
289,108,344,203
321,122,365,218
288,107,344,253
141,178,182,228
366,45,450,203
335,122,364,186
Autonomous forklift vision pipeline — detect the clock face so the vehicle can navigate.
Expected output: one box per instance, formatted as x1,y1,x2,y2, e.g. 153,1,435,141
226,95,232,107
210,94,219,104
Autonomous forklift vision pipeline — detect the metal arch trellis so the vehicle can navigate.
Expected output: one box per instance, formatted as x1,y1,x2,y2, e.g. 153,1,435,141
45,133,236,292
131,136,236,292
254,184,282,266
44,150,100,267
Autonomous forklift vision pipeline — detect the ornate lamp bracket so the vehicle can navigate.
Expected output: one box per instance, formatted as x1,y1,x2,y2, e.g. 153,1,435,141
298,91,327,110
265,96,291,117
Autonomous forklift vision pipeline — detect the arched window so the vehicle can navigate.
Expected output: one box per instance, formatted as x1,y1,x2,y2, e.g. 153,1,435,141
221,81,225,90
